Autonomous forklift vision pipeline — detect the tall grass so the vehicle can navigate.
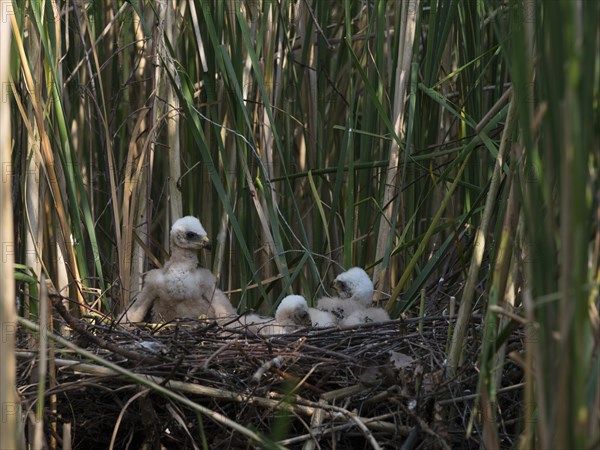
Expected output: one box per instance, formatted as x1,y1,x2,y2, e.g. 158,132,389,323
1,2,18,448
5,0,600,448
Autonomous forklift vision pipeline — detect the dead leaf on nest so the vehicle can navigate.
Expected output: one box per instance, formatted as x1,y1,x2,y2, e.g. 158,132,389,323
359,366,384,386
359,365,397,387
422,368,445,395
389,351,415,369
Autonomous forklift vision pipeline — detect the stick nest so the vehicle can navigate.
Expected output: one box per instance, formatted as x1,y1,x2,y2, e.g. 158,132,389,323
16,313,525,449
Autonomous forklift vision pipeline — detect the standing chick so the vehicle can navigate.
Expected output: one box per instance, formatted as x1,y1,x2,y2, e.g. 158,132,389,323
119,216,236,323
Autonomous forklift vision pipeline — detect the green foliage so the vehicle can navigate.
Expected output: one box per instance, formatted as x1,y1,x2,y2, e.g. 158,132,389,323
7,0,600,448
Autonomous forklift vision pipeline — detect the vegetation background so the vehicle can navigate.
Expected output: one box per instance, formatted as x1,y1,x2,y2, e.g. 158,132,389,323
1,0,599,448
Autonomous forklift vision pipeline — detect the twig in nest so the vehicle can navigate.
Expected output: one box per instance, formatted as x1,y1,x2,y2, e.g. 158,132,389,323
252,357,283,383
304,384,372,450
50,293,161,365
203,339,239,369
109,388,150,450
159,354,186,386
305,397,326,450
274,364,325,396
166,403,201,450
252,336,308,383
346,412,383,450
279,413,408,446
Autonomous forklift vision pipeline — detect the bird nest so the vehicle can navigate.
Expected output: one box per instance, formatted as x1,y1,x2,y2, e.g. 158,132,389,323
16,307,525,450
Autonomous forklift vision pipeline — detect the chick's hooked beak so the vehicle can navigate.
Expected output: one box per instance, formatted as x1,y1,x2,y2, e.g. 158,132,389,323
331,279,352,298
331,279,342,293
298,311,312,327
301,315,312,327
201,236,212,251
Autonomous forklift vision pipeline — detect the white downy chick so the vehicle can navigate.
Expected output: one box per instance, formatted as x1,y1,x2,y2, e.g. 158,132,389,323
332,267,374,306
119,216,235,323
237,295,312,335
315,267,375,323
273,295,312,332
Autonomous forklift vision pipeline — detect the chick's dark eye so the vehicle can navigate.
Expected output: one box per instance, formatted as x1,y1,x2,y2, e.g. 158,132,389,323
185,231,197,239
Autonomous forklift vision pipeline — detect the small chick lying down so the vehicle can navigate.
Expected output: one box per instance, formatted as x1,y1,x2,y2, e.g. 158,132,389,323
118,216,236,323
313,266,376,324
341,307,391,326
276,295,312,330
236,295,312,335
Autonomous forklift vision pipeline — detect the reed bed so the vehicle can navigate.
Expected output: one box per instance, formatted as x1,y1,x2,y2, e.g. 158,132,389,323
2,0,599,449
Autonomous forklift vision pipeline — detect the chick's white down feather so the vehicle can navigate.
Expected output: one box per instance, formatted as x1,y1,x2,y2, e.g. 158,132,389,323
237,295,312,334
332,267,374,306
308,307,337,328
314,267,391,326
312,267,375,324
119,216,235,323
341,307,391,326
315,296,363,324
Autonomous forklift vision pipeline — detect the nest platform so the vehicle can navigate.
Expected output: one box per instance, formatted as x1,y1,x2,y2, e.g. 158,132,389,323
16,311,525,449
